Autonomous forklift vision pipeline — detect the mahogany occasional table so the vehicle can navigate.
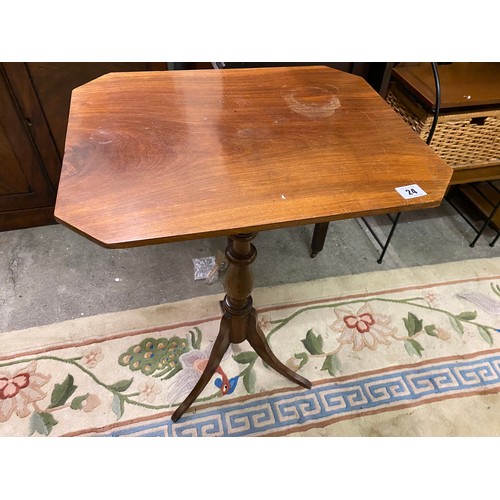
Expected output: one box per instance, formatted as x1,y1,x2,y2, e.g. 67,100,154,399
54,66,453,422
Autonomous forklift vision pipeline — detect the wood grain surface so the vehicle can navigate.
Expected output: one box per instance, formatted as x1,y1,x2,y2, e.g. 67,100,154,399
55,66,452,248
392,63,500,111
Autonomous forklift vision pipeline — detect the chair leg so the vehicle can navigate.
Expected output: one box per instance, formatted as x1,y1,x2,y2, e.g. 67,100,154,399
310,222,330,258
377,212,402,264
490,231,500,247
470,198,500,247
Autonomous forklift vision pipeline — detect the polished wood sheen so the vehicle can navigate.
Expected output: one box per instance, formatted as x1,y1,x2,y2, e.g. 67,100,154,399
392,63,500,111
54,66,452,248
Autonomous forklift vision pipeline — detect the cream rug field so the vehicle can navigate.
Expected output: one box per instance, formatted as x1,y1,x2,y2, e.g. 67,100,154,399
1,257,500,437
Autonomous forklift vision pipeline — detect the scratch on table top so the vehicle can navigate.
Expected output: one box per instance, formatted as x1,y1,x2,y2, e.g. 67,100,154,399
362,112,377,125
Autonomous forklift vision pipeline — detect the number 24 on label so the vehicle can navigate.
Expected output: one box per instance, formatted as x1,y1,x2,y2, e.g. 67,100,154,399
395,184,427,199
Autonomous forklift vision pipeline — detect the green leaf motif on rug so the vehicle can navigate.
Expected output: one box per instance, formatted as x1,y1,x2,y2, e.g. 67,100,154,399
449,316,464,336
404,339,424,357
48,374,77,409
112,394,125,419
478,326,493,346
403,312,423,337
294,352,309,370
457,311,477,321
321,354,341,376
29,412,58,436
233,352,258,364
70,393,89,410
243,369,256,393
424,324,438,337
234,351,258,393
109,378,133,392
302,330,324,355
189,327,202,350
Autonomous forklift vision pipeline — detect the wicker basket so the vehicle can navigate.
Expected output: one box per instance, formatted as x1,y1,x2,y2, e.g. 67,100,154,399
386,82,500,171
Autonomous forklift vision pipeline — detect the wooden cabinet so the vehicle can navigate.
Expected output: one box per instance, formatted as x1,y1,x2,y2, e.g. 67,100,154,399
0,65,56,230
0,62,167,231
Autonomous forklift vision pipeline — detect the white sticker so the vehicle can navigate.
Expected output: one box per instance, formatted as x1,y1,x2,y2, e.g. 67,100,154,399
395,184,427,199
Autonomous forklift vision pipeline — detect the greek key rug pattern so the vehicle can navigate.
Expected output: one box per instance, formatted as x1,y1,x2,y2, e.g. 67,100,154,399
95,350,500,436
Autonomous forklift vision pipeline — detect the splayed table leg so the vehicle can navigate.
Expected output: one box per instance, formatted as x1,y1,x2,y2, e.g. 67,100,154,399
171,233,311,422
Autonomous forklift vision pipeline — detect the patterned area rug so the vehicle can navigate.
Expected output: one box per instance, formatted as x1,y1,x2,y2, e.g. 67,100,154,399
1,257,500,437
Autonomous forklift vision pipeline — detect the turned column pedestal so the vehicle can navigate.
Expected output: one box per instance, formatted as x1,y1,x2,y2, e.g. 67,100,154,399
171,233,311,422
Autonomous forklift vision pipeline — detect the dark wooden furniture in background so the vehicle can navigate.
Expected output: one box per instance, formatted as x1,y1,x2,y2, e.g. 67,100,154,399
0,66,56,231
54,67,452,420
0,63,167,232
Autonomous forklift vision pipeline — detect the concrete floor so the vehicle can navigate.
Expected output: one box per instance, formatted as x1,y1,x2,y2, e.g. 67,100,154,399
1,196,499,333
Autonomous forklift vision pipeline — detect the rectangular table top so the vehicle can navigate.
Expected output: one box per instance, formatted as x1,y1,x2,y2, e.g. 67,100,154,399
54,66,453,248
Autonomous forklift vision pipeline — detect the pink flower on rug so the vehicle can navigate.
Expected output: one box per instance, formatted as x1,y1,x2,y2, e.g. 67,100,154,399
258,316,272,333
81,394,101,413
138,380,162,403
81,347,104,368
435,327,451,341
330,303,396,351
424,291,440,307
0,361,51,422
286,357,302,372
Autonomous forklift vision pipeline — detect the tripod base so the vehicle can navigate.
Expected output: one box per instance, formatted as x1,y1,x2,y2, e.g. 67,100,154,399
171,309,311,422
171,233,311,423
